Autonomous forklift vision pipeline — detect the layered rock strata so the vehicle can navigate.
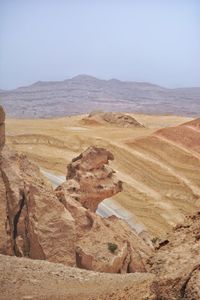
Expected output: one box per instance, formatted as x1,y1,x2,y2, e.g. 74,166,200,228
64,146,123,211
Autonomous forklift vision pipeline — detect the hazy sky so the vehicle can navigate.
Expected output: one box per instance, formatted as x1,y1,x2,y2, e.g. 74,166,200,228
0,0,199,89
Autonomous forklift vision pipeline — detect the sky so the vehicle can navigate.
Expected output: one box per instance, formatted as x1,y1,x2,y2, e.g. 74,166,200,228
0,0,199,89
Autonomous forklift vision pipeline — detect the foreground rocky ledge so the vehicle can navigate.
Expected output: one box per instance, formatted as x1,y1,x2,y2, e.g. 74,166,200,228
1,211,200,299
0,254,156,300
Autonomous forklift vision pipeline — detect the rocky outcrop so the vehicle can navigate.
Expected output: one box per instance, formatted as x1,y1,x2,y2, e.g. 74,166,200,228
54,146,152,273
148,212,200,299
64,146,123,211
0,107,76,264
75,214,151,273
55,184,151,273
82,111,145,128
0,106,5,150
0,146,76,266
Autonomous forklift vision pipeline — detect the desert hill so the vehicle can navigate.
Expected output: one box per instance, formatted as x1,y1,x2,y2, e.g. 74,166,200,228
6,113,200,237
1,74,200,118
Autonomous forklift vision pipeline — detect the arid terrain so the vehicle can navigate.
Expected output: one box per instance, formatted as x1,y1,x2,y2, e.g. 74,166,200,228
1,75,200,118
1,106,200,299
6,112,200,237
1,0,199,297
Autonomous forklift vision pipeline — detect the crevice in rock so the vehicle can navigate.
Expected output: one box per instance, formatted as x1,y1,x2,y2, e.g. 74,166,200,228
179,264,200,298
121,252,131,274
156,239,169,250
75,250,83,268
121,242,131,274
13,193,25,255
0,168,15,255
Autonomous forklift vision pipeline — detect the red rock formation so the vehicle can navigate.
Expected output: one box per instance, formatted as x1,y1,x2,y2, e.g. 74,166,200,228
65,146,123,211
0,135,76,265
54,147,152,273
55,182,151,273
0,106,76,264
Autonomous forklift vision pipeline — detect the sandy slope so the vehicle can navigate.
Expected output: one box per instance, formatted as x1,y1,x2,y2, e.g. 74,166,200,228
6,113,200,237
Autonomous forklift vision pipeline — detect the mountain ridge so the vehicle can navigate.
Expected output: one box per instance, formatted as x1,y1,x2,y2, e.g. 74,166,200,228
0,74,199,118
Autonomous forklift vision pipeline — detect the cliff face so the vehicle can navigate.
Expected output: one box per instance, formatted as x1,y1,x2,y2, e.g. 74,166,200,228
0,145,76,265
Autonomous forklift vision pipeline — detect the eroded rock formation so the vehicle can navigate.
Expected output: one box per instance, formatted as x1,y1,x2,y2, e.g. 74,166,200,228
63,146,122,211
55,184,151,273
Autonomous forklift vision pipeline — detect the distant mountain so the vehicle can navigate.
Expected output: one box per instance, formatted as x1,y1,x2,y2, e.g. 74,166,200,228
0,75,199,118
